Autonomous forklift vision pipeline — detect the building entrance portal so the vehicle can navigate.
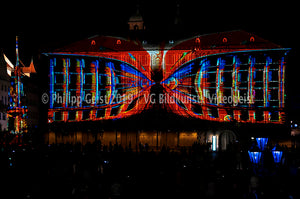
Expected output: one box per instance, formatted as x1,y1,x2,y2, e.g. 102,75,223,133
219,130,237,151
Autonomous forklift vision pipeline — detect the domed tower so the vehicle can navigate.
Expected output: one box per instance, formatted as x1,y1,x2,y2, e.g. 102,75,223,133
128,4,145,31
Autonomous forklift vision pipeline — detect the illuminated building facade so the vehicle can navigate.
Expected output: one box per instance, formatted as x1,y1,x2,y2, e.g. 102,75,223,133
45,30,289,125
0,51,10,131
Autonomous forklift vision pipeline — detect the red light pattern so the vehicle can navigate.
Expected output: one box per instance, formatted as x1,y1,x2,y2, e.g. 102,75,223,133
46,31,289,124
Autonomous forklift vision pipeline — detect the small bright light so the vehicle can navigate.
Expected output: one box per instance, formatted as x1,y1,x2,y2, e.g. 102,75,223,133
295,124,298,128
251,137,255,140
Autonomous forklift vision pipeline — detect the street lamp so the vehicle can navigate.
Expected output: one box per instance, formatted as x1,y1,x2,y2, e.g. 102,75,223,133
256,137,268,151
248,151,262,164
271,145,283,164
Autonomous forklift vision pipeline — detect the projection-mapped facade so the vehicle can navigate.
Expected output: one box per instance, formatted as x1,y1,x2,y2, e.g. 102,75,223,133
45,30,289,124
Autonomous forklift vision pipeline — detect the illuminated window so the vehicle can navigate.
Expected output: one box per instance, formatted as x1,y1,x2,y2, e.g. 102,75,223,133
222,37,228,43
250,36,255,42
195,38,200,44
91,40,96,46
116,40,121,45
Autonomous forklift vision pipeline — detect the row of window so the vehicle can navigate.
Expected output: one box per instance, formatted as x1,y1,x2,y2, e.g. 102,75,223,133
0,112,7,120
52,108,281,122
0,84,8,92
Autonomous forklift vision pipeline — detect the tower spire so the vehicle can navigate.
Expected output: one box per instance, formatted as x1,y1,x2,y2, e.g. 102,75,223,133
174,1,182,25
128,2,145,31
16,36,19,68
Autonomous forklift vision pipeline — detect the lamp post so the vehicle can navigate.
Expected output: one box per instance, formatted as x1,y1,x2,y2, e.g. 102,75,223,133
248,151,262,164
248,137,268,175
256,138,268,151
271,144,283,165
248,138,284,175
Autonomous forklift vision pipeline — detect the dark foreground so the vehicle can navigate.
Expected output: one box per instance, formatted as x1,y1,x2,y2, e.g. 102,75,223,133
1,142,299,199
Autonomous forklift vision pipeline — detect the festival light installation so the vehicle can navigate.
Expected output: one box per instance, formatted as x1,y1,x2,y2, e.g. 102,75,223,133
46,31,289,124
6,36,36,133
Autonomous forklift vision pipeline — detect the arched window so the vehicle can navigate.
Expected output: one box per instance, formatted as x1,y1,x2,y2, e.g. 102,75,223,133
222,37,228,43
116,40,121,45
250,36,255,42
91,40,96,46
195,38,200,44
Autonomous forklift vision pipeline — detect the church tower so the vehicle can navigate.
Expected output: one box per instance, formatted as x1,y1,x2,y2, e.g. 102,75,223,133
128,4,145,31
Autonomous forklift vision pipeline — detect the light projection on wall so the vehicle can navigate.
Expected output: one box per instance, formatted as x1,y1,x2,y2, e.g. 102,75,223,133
46,36,153,122
46,31,289,124
161,50,287,123
48,57,153,122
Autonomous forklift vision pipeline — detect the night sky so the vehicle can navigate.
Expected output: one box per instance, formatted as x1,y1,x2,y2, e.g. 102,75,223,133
1,0,299,120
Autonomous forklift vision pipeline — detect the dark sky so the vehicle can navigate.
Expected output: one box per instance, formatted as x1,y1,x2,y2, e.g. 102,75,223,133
1,1,297,56
1,0,299,119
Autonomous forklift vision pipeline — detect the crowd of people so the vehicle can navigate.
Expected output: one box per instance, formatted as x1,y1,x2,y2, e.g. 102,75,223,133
0,140,299,199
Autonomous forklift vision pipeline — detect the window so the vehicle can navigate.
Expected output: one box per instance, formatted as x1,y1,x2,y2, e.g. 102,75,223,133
270,111,279,121
255,110,264,121
55,74,65,84
240,110,249,121
110,105,121,116
82,110,90,120
54,112,62,121
96,109,105,118
68,111,76,121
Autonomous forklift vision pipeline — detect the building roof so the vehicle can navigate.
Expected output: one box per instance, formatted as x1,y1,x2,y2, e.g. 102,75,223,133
47,30,285,55
169,30,282,50
52,35,146,53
